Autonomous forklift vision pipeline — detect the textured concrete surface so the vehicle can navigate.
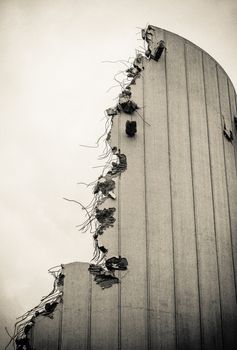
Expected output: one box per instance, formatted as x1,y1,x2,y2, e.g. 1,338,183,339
30,27,237,349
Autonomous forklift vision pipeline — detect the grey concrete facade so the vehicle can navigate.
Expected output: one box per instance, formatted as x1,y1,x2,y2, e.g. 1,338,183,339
29,27,237,350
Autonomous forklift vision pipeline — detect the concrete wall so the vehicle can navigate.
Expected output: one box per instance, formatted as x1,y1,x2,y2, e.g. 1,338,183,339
30,27,237,350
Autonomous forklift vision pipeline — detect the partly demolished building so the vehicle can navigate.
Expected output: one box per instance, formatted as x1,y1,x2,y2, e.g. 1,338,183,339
10,26,237,350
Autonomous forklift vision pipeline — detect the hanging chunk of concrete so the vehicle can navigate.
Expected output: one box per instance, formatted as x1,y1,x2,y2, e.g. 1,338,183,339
105,256,128,271
57,272,65,286
95,207,116,225
117,90,138,114
98,245,108,254
110,150,127,176
126,67,141,78
153,40,166,61
88,264,119,289
126,120,137,137
88,256,128,289
92,207,116,238
44,301,58,314
133,53,144,72
94,174,116,199
94,272,119,289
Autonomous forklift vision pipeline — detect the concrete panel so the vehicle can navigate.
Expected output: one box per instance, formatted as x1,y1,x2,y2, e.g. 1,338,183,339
227,81,237,285
32,305,62,350
203,54,237,349
143,29,176,349
61,262,91,350
166,32,201,349
119,74,148,349
90,106,120,350
91,280,119,350
216,66,237,345
185,43,222,349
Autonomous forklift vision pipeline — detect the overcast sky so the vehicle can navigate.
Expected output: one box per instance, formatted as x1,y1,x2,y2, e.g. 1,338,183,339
0,0,236,346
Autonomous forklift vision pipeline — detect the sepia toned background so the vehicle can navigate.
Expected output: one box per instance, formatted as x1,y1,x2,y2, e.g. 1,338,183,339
0,0,237,346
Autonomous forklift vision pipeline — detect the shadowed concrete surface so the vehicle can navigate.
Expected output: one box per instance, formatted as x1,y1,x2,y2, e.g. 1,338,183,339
24,26,237,349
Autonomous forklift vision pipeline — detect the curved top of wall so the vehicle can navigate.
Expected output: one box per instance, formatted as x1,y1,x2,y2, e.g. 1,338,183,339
148,25,236,94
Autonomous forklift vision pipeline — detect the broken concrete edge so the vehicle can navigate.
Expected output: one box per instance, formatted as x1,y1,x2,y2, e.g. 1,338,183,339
10,27,161,345
142,24,166,61
6,265,64,349
87,25,165,287
86,32,152,289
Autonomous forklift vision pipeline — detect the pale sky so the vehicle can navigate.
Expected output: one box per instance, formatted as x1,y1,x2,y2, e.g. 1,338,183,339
0,0,236,346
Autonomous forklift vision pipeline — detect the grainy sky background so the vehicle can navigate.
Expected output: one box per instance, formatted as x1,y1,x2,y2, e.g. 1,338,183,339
0,0,236,347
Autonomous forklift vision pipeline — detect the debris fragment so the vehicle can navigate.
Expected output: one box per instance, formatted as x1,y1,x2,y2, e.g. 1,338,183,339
98,245,108,254
133,53,144,71
88,264,120,289
44,302,58,314
126,120,137,137
88,264,104,275
94,174,116,199
111,150,127,176
95,207,116,225
153,40,166,61
105,256,128,271
126,67,140,78
94,271,119,289
117,91,138,114
57,273,65,286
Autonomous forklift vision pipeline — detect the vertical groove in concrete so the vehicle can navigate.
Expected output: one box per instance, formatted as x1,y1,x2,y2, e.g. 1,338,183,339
61,263,91,350
119,71,147,350
164,29,177,350
184,41,203,349
90,114,119,350
185,42,224,349
58,295,63,350
202,53,224,349
142,67,150,350
144,26,176,350
87,272,92,350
